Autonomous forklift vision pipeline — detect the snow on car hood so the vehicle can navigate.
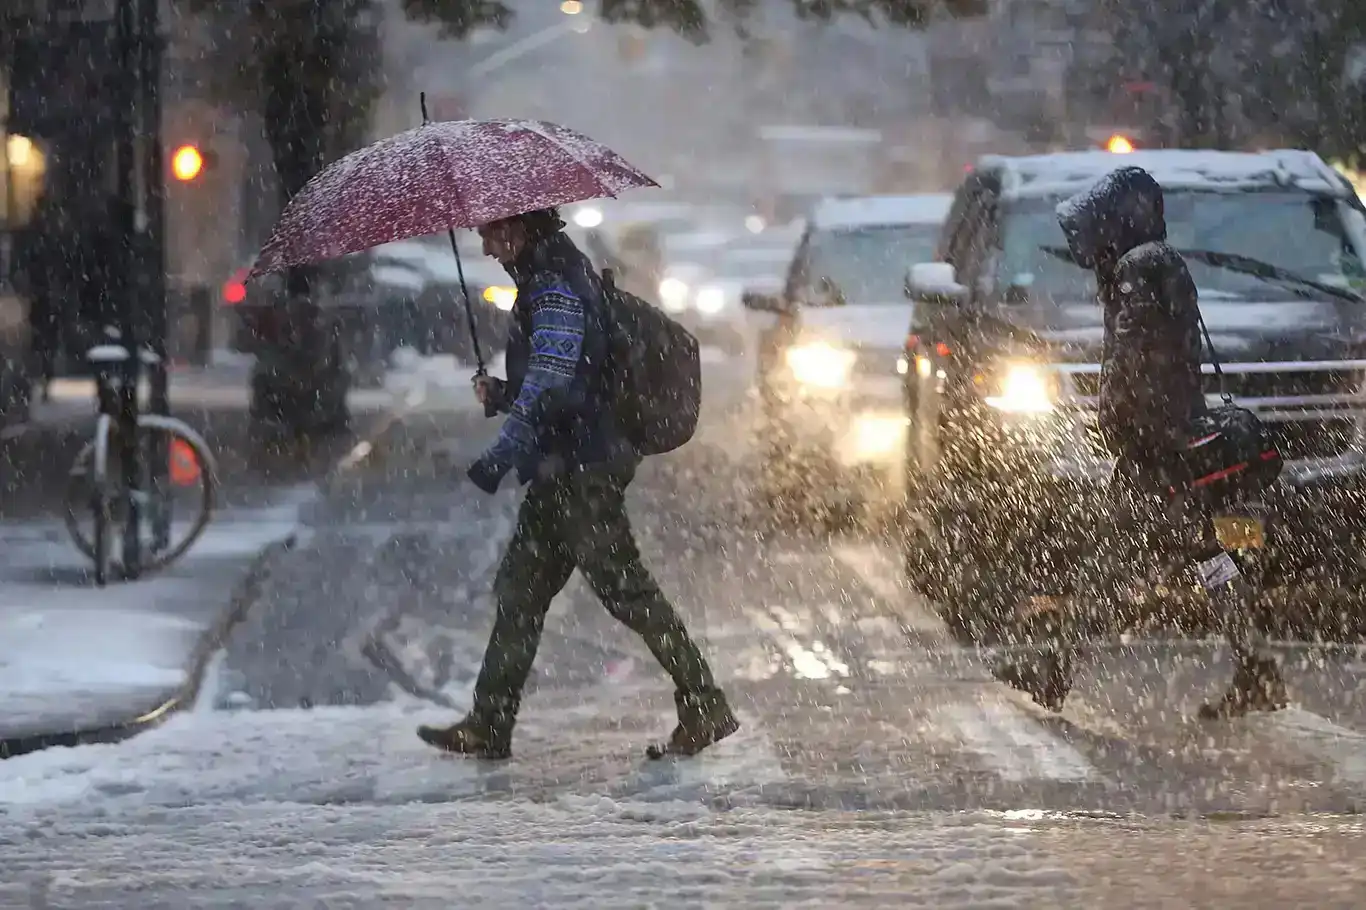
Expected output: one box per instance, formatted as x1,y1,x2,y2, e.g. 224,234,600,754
795,303,911,351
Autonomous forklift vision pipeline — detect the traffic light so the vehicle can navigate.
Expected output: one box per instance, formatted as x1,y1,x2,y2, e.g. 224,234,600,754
172,144,204,181
170,143,218,182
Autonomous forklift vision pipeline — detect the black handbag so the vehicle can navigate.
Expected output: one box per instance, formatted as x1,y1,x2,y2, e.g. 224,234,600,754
1184,309,1283,500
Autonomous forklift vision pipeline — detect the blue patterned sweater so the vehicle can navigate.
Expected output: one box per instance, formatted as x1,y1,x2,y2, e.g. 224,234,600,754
476,275,587,485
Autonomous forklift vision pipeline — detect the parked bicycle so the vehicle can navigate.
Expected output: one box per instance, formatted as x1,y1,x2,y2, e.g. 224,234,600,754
63,329,219,585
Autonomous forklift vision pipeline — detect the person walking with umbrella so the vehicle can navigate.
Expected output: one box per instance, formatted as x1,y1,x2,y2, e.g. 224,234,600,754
417,207,738,759
248,114,738,760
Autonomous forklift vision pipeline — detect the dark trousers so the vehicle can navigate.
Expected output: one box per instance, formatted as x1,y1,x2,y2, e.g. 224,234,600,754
1047,459,1259,664
471,467,717,725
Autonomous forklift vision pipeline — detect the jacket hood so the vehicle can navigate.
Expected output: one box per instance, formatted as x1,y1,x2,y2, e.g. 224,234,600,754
1055,166,1167,269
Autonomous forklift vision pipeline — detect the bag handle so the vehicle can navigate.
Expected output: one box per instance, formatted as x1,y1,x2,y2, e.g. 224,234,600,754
1196,305,1233,404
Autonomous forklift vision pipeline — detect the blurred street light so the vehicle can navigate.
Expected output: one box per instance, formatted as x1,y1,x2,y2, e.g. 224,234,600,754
1105,134,1135,154
745,214,766,234
6,134,35,168
4,133,46,225
560,1,583,14
573,206,604,228
171,144,205,181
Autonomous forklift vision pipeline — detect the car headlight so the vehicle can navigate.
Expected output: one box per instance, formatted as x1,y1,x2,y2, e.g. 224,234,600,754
694,286,726,315
981,362,1055,414
785,342,856,389
659,277,689,312
482,285,517,310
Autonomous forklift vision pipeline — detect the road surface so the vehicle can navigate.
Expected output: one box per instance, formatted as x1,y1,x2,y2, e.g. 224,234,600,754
3,354,1365,907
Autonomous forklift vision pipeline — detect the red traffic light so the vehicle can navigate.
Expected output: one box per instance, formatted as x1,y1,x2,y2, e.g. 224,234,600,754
172,144,205,181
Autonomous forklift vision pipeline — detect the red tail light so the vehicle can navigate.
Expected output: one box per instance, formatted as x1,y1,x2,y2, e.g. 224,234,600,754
223,266,251,305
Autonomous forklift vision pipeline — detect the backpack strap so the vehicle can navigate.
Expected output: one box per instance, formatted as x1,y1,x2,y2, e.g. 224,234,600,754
1195,305,1232,405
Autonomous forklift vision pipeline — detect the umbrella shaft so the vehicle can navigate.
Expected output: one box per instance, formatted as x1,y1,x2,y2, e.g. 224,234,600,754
447,228,486,373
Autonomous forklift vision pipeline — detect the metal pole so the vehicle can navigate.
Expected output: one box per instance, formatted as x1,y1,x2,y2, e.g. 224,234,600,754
139,0,170,551
115,0,142,577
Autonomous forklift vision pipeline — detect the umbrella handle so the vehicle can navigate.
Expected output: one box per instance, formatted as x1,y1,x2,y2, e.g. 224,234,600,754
474,365,498,417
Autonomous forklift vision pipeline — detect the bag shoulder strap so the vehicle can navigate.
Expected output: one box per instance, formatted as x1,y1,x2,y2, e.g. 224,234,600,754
1195,304,1233,404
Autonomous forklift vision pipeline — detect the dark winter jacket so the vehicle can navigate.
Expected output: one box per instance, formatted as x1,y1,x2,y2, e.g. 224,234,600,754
1056,166,1204,472
469,231,634,492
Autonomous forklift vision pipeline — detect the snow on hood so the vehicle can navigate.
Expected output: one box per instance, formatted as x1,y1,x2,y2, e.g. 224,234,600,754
993,149,1350,201
371,264,426,292
796,303,911,349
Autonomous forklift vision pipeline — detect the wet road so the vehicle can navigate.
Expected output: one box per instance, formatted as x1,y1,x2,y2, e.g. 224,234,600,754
4,354,1366,905
206,357,1366,819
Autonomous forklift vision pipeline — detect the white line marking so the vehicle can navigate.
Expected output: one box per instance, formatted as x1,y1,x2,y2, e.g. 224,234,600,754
939,699,1098,783
833,542,953,643
1252,708,1366,789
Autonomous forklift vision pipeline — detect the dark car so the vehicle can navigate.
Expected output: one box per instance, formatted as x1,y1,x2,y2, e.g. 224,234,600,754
901,149,1366,639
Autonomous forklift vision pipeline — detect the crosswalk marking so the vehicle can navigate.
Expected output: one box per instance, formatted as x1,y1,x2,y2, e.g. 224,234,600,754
832,542,953,643
938,698,1099,783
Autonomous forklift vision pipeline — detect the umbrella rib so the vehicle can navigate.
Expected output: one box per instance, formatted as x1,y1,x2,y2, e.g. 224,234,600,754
428,126,473,229
523,121,620,203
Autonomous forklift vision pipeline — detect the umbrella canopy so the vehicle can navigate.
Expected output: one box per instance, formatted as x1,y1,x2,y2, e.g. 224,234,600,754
250,118,658,278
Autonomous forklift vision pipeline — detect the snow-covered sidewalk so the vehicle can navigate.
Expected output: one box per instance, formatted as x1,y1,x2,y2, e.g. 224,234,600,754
0,489,312,749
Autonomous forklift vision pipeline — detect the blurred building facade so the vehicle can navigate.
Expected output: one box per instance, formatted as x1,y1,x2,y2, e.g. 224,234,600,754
2,0,1129,349
0,0,250,364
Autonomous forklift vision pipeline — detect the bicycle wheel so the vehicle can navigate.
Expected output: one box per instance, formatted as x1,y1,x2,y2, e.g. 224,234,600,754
137,415,219,572
92,415,113,586
64,416,219,574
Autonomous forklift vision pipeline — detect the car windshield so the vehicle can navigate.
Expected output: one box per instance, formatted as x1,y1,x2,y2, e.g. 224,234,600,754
796,223,941,305
710,252,791,282
996,191,1366,303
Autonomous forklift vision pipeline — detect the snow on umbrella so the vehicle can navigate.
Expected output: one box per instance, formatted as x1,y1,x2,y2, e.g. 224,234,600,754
249,116,657,277
248,103,658,377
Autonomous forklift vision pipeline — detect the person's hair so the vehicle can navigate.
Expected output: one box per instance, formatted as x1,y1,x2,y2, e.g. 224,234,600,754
514,207,565,241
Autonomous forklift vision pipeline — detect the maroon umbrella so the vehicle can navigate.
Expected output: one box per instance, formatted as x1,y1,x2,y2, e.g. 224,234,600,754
249,99,658,375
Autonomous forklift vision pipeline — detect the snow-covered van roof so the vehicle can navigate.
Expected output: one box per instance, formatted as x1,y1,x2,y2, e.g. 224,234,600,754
979,149,1354,201
809,193,953,231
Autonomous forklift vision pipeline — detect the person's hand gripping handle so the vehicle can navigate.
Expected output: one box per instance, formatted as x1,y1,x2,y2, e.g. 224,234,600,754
472,369,500,418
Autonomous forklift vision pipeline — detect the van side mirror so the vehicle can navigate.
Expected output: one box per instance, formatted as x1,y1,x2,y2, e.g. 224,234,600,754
741,290,786,312
905,262,968,304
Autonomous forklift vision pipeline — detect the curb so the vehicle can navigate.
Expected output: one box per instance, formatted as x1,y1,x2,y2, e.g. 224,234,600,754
0,400,417,762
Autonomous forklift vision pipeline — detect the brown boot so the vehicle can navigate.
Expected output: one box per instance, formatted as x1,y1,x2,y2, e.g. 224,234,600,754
646,689,740,759
1198,656,1288,720
417,714,512,759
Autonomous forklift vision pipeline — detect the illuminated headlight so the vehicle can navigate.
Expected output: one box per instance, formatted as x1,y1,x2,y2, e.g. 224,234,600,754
694,285,726,315
982,362,1055,414
785,342,856,389
482,285,517,310
659,277,689,312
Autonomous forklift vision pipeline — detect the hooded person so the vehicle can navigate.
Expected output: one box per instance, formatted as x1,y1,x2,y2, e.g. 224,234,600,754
991,166,1287,719
418,207,739,759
